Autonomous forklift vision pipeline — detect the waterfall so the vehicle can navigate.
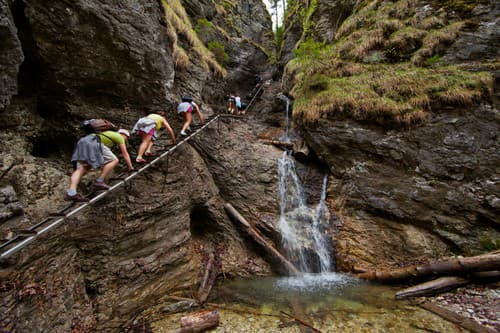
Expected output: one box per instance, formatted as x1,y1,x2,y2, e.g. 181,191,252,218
284,96,290,140
278,151,332,273
312,176,333,272
278,94,291,142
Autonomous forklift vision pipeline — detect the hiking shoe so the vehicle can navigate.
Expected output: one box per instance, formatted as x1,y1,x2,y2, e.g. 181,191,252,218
136,157,147,163
65,193,89,202
144,151,155,157
180,130,187,136
94,180,110,190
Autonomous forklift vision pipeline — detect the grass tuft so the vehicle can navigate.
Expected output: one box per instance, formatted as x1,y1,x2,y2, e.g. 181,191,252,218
161,0,226,76
286,0,494,129
412,21,466,66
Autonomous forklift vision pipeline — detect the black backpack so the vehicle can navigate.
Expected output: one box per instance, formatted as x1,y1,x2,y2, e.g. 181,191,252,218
181,96,193,103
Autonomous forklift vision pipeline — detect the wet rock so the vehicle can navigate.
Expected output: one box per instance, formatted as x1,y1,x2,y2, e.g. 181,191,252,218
443,2,500,63
0,185,23,223
0,0,24,111
305,103,500,268
310,0,359,43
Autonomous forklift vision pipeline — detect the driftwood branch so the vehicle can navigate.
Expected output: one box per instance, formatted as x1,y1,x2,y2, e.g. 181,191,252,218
172,309,219,333
357,252,500,282
395,271,500,299
197,252,216,303
395,276,469,299
224,203,300,275
281,310,323,333
418,301,497,333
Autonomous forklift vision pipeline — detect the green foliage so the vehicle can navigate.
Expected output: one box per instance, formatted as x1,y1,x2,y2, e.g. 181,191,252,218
479,237,500,252
424,54,443,67
195,18,214,43
195,18,213,33
207,41,229,65
222,0,236,11
293,38,325,61
275,26,284,49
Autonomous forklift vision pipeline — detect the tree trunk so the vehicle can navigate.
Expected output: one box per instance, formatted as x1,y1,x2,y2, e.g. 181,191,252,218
395,276,469,299
176,310,219,333
224,203,300,275
357,252,500,282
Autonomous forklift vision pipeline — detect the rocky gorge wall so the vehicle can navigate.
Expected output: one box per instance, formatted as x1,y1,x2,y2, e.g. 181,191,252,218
0,0,276,331
282,0,499,269
1,0,499,331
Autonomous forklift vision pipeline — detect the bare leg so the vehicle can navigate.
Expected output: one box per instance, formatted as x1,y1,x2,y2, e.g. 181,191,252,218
99,159,118,180
69,165,89,191
137,134,152,159
181,112,192,132
145,140,154,154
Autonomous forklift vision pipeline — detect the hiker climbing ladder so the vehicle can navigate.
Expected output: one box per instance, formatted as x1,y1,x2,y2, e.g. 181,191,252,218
0,80,270,261
0,114,246,260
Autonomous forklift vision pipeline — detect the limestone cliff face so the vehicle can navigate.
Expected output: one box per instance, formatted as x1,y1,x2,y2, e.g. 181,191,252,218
283,0,500,270
0,0,273,331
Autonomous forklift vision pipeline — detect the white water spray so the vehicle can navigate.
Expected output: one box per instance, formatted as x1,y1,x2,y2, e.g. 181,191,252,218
278,152,332,273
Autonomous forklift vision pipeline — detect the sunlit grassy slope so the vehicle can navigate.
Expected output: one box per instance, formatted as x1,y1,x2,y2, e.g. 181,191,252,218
286,0,494,127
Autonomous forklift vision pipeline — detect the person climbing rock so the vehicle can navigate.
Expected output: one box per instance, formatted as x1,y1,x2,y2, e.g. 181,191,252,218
227,95,236,114
234,93,243,115
177,96,203,136
132,111,176,163
66,129,134,202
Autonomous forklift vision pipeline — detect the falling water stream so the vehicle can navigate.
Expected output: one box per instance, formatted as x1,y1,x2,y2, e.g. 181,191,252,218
278,151,332,273
152,99,464,333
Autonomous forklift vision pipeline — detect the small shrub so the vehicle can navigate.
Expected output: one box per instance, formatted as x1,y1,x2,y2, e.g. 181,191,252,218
207,41,229,65
195,18,214,41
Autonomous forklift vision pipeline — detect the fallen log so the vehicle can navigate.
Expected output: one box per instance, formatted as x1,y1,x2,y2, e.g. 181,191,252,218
395,276,469,299
357,252,500,282
174,309,219,333
418,301,497,333
395,271,500,299
224,203,300,275
260,139,294,149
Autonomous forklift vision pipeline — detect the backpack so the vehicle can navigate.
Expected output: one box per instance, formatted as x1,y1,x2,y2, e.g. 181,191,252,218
181,95,193,103
81,118,117,134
